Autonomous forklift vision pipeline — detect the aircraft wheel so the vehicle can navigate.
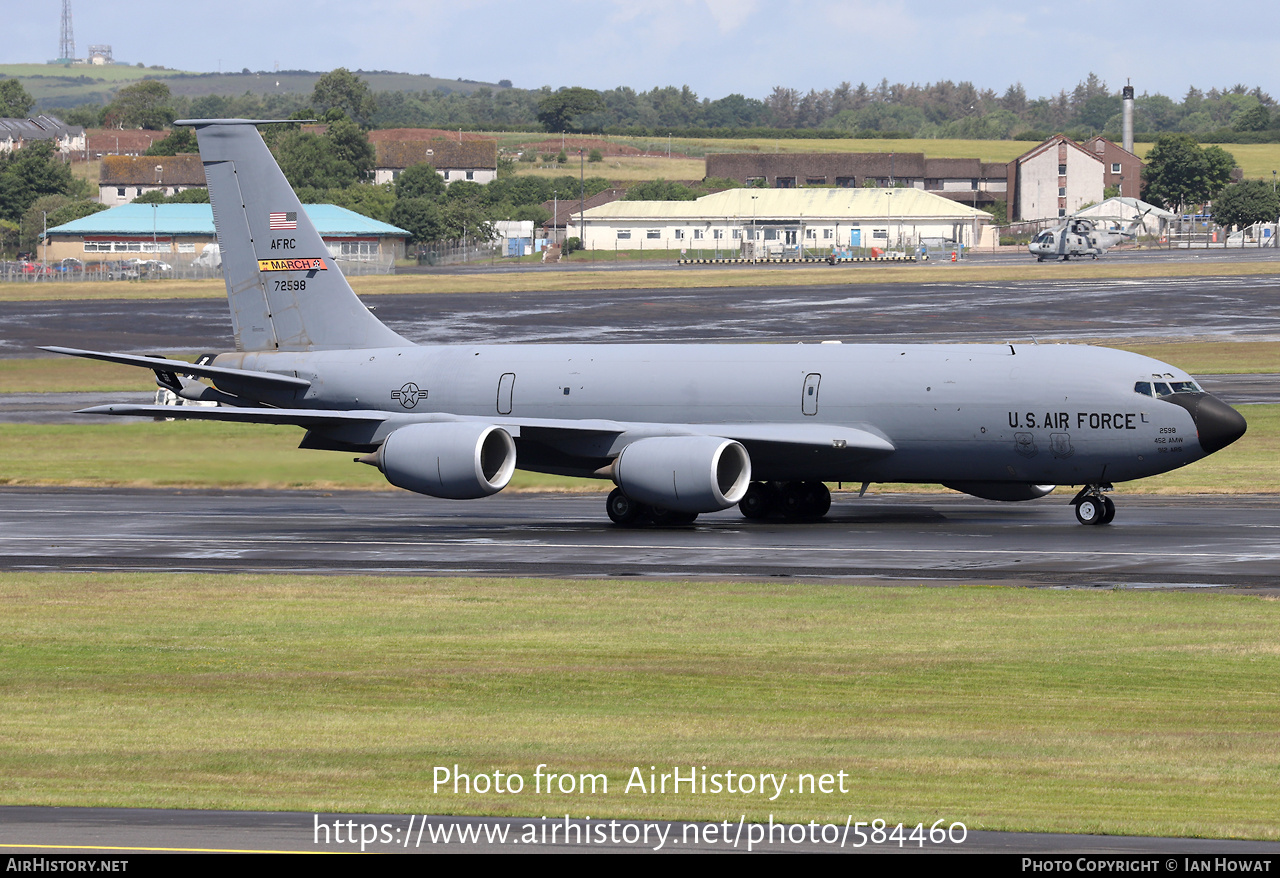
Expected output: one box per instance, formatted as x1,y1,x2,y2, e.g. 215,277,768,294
1075,497,1106,526
782,481,831,520
1100,495,1116,524
648,506,698,527
738,482,776,519
806,481,832,517
606,488,645,526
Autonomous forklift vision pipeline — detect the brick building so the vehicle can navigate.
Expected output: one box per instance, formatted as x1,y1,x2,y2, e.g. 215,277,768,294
373,140,499,186
704,153,1008,206
1006,136,1105,222
99,154,206,206
1082,136,1144,200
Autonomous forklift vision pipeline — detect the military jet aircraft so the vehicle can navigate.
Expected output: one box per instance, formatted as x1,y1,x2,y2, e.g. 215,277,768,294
44,119,1246,527
1029,213,1147,261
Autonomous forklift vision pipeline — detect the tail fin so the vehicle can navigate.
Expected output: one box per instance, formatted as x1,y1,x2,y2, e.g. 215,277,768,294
178,119,409,352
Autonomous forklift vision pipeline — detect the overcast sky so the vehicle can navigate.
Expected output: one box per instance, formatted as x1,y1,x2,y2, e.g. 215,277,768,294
12,0,1279,102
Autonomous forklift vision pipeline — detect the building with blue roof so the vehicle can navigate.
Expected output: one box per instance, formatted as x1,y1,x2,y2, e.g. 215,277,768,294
42,203,411,264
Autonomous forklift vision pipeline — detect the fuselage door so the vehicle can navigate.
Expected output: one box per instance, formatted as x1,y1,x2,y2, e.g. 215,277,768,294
497,372,515,415
802,372,821,416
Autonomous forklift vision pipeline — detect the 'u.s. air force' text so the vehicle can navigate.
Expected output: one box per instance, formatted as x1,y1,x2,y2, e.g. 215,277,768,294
1008,411,1142,430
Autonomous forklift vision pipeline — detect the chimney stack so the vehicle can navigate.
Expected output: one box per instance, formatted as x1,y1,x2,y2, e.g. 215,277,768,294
1122,82,1135,154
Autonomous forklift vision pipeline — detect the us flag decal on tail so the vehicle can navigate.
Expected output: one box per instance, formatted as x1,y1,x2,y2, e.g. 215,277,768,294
269,211,297,230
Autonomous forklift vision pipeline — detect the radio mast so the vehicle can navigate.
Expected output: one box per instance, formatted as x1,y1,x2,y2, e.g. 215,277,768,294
59,0,76,62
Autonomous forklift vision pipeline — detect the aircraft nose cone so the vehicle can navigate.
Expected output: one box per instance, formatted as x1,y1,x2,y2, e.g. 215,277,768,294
1158,392,1247,453
1177,396,1249,458
1193,393,1248,454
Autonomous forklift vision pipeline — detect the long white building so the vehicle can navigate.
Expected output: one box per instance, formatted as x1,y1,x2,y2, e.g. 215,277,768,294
568,188,994,254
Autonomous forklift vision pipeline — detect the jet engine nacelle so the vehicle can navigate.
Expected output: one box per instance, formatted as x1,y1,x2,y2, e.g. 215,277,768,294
369,422,516,499
614,436,751,513
942,481,1056,502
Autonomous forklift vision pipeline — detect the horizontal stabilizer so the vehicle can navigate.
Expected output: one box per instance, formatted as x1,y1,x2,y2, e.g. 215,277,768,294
40,346,311,395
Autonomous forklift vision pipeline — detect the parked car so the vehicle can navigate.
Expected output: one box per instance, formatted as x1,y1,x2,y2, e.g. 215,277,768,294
104,260,139,280
138,259,172,277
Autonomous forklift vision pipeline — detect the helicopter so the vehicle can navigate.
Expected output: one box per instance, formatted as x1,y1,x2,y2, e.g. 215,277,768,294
1028,211,1148,261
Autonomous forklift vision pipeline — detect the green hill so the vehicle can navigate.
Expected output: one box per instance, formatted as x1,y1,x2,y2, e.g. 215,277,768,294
0,63,507,108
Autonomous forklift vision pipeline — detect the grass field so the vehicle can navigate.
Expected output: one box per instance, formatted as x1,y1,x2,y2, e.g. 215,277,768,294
504,135,1280,181
0,63,193,82
3,572,1277,838
1,357,171,393
0,63,194,105
516,156,705,182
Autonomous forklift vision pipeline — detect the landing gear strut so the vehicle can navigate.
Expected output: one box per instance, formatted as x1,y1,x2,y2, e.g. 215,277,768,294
1071,485,1115,526
738,481,832,521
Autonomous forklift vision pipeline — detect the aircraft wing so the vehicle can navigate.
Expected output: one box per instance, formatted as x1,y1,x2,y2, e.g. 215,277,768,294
75,403,384,427
75,403,895,457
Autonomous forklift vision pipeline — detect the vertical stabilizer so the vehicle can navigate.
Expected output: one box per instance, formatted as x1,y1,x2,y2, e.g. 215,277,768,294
178,119,409,352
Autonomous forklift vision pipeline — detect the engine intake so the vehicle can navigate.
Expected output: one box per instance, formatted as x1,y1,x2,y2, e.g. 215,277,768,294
365,422,516,499
614,436,751,513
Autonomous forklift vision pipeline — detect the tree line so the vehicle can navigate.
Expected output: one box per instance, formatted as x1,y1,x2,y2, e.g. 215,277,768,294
6,69,1279,257
26,70,1280,142
0,141,102,255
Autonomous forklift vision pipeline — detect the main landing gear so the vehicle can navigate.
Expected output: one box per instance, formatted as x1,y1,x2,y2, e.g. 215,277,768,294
1071,485,1116,526
605,480,834,527
606,488,698,527
739,481,831,521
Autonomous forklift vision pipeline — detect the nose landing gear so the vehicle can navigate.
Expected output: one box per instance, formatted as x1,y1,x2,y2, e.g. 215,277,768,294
1071,485,1116,525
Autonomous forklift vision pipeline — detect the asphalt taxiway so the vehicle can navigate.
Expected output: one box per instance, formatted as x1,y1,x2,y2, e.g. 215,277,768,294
5,271,1280,356
3,488,1278,590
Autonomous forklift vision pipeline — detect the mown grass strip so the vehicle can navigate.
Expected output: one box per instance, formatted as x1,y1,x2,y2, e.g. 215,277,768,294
0,420,593,491
2,572,1277,838
1117,340,1280,375
0,407,1274,493
1,358,166,394
4,259,1280,303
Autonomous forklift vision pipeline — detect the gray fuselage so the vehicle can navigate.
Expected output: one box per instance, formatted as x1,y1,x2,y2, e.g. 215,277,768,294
215,341,1211,487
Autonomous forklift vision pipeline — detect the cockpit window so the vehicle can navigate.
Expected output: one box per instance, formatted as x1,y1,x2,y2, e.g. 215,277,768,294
1139,378,1202,397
